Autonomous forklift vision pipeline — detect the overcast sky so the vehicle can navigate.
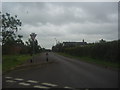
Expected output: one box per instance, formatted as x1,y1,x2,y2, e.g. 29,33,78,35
2,2,118,49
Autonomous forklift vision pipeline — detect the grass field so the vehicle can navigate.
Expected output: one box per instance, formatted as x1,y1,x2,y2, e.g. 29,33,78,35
58,52,119,69
3,54,32,72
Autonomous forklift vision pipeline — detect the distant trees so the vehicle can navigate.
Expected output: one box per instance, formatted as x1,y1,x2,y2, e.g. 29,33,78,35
99,39,106,43
52,42,63,52
25,38,42,55
52,39,119,63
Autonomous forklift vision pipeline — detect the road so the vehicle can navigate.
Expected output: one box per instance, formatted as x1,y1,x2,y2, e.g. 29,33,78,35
2,52,118,89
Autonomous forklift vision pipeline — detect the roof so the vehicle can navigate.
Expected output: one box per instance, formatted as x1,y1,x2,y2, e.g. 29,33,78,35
63,42,87,46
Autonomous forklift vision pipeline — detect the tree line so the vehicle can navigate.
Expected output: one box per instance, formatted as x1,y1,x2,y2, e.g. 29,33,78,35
2,13,43,55
52,39,119,63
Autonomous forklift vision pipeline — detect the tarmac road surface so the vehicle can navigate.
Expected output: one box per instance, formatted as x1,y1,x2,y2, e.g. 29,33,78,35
2,52,118,89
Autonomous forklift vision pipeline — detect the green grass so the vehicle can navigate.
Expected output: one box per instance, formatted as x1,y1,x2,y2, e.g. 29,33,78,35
57,52,119,69
3,54,32,72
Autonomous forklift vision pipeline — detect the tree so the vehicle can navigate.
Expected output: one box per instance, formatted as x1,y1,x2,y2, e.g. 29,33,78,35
2,13,22,54
26,38,41,55
2,13,22,45
16,35,24,45
52,43,63,52
99,39,106,43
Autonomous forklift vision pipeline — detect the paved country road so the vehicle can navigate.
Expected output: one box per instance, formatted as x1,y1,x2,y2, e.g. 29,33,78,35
2,52,118,89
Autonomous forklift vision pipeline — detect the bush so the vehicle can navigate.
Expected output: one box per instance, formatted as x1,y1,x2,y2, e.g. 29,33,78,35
60,40,118,63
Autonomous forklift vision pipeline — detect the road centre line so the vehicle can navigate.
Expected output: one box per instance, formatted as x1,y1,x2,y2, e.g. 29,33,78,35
41,83,57,87
14,78,24,81
34,85,50,89
19,82,31,86
27,80,39,83
64,86,72,88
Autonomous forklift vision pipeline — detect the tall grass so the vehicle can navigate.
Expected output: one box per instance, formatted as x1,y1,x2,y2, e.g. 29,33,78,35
58,52,119,69
3,54,32,72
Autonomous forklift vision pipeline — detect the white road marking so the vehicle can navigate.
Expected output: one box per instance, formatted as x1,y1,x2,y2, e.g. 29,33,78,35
5,77,12,79
41,83,57,87
34,85,50,89
27,80,38,83
19,82,30,86
6,80,16,83
64,86,72,88
14,78,24,81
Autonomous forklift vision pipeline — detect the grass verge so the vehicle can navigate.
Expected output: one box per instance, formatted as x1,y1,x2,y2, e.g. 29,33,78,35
57,52,119,69
3,54,32,73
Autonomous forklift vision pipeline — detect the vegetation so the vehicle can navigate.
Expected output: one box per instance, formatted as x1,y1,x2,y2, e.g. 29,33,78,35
25,38,42,55
52,39,119,67
2,13,44,72
58,52,119,68
2,13,22,45
3,54,32,72
2,13,42,55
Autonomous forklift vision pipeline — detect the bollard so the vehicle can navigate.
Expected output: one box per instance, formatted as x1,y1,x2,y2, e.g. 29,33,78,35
30,59,33,63
46,57,48,62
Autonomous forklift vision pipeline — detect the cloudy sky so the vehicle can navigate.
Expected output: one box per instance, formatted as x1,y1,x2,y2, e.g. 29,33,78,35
2,2,118,49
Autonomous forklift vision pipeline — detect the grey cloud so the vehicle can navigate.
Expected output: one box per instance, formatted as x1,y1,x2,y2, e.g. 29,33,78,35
2,2,118,49
67,22,117,35
2,2,117,26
